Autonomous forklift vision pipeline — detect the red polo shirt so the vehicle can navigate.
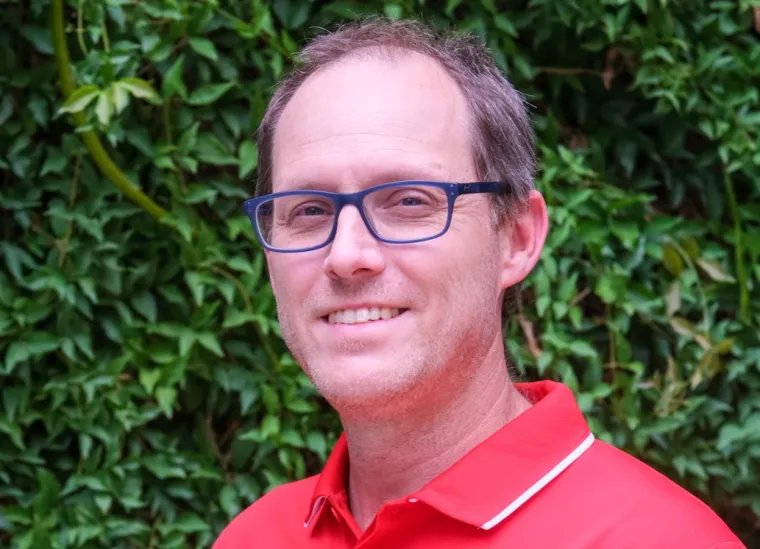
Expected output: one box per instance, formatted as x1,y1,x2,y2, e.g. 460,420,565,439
213,381,745,548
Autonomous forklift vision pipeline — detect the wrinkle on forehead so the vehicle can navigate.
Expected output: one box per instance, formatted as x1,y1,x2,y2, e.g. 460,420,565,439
271,51,476,192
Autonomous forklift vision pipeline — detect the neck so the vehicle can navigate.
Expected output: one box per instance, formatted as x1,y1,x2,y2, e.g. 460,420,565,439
341,343,531,531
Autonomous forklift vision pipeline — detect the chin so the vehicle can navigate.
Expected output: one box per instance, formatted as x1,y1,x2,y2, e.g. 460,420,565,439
305,355,432,413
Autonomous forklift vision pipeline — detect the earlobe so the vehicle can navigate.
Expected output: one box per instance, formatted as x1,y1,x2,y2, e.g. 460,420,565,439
499,190,549,290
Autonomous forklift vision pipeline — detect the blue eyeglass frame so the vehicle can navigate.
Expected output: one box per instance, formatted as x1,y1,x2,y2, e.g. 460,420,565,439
241,180,510,253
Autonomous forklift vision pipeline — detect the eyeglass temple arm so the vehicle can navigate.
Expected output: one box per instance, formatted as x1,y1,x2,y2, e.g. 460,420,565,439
457,182,510,196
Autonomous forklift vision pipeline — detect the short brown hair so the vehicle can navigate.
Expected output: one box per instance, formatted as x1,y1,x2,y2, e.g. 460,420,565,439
255,16,536,317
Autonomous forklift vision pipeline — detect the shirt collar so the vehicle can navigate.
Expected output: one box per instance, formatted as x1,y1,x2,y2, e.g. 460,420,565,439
304,380,594,531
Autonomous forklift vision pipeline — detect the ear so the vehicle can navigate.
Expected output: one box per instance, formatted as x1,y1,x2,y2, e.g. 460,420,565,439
498,190,549,290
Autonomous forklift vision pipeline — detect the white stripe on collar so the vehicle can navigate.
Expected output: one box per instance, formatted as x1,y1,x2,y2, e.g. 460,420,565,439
304,495,327,528
481,432,596,530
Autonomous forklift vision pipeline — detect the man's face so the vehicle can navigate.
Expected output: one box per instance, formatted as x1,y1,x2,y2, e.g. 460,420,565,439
265,52,516,414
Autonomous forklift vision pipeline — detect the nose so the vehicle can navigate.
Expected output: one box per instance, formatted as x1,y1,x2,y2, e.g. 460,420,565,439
323,206,386,281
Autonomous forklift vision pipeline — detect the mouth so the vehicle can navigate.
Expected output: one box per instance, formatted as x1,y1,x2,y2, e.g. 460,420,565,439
322,307,408,325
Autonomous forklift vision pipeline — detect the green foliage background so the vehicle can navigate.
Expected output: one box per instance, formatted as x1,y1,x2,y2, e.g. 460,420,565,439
2,0,760,547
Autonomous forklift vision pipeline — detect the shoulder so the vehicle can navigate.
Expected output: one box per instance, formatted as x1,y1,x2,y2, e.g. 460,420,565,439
211,475,319,549
578,440,745,548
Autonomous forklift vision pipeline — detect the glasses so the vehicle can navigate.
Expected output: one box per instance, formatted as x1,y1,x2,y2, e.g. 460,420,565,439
242,180,509,253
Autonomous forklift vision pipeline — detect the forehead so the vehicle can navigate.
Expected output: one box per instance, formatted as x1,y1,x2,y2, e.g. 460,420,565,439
271,50,476,191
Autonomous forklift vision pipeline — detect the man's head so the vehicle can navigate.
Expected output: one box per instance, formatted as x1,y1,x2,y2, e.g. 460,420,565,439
251,18,548,416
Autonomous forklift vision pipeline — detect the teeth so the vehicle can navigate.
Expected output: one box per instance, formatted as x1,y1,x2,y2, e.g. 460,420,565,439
355,309,369,323
328,307,401,325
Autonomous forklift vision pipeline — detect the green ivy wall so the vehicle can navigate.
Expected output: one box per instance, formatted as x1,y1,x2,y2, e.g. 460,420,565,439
1,0,759,547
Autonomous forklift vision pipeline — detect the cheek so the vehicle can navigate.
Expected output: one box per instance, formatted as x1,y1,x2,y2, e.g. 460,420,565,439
438,236,503,304
269,258,315,308
433,221,500,280
398,242,495,302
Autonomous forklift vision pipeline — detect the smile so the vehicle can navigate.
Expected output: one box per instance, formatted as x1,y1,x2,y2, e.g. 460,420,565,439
326,307,406,325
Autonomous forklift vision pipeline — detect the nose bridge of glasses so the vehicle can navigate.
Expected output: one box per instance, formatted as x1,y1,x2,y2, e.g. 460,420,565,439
332,191,377,242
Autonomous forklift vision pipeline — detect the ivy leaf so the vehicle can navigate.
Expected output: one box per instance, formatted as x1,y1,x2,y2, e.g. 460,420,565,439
194,134,238,166
95,494,113,515
162,55,187,99
169,513,208,534
59,85,100,115
260,415,280,438
595,273,623,303
156,387,177,417
0,95,14,126
34,470,61,518
280,429,305,447
669,317,711,349
108,83,130,113
26,333,60,357
272,0,311,29
611,221,639,248
493,14,517,37
666,280,681,316
3,343,28,375
306,431,327,458
662,242,684,276
116,77,160,102
139,368,162,395
131,292,158,323
196,332,224,357
0,416,25,449
285,399,316,414
228,257,254,275
179,331,196,356
189,37,219,61
20,25,53,54
697,258,735,283
187,82,235,106
222,309,258,329
185,272,205,306
1,242,36,281
569,341,598,359
219,485,239,518
238,140,258,178
95,93,113,125
384,4,403,20
40,149,68,176
261,384,280,414
445,0,464,15
142,455,186,480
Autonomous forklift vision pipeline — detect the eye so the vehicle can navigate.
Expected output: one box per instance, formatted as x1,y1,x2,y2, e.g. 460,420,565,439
389,190,435,207
297,205,328,216
400,196,424,206
286,198,334,222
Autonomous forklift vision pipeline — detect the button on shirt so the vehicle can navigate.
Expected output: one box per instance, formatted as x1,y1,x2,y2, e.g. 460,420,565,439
212,381,745,549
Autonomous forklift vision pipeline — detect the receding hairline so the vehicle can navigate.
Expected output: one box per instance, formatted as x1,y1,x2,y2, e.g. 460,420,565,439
269,45,480,188
256,18,536,222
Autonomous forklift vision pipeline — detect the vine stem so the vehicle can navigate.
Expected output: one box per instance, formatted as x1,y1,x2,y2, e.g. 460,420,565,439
667,237,710,332
76,0,87,56
57,155,81,269
724,169,749,322
50,0,167,221
211,265,281,370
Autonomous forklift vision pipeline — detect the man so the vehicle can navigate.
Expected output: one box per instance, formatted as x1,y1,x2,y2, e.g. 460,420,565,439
214,17,745,549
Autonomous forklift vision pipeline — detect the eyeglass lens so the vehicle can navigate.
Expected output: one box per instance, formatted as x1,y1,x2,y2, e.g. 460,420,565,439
256,183,450,250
